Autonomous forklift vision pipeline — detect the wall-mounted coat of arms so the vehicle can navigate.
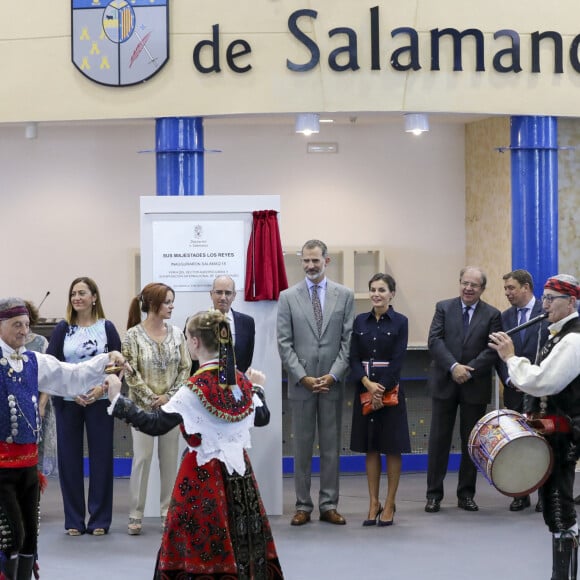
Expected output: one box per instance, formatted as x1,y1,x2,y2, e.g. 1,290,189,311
72,0,169,87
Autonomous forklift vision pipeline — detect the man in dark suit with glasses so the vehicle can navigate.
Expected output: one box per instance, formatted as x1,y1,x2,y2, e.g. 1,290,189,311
188,276,255,375
425,266,502,514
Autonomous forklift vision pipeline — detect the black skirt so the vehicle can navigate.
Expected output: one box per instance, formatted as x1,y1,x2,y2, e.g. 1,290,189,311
350,384,411,455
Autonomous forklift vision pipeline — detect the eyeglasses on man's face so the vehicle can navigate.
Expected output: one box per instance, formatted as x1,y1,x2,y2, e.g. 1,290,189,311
460,281,482,290
541,294,569,304
211,290,234,297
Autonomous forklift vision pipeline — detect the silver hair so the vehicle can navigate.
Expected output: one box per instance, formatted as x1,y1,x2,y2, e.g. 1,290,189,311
460,265,487,289
0,297,26,313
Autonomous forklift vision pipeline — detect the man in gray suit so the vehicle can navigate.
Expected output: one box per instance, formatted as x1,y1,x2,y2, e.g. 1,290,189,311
277,239,355,526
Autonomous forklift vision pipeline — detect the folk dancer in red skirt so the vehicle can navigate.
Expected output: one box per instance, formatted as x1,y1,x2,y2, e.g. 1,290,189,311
105,309,283,580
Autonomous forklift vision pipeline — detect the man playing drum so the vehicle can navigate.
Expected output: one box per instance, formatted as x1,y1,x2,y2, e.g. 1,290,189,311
489,274,580,580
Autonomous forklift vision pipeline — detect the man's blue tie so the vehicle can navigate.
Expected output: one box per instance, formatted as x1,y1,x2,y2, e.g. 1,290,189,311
463,306,471,336
518,307,528,341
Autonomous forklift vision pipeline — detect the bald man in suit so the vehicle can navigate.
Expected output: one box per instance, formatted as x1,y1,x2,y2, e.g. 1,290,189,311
209,276,255,373
277,239,355,526
189,276,255,375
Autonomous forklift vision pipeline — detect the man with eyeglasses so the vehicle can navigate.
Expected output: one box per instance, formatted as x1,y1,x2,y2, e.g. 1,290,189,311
496,269,549,513
188,276,255,377
209,276,255,373
425,266,501,514
489,274,580,580
277,239,355,527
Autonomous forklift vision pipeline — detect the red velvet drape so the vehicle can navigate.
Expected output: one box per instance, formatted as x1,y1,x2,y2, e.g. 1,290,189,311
245,210,288,301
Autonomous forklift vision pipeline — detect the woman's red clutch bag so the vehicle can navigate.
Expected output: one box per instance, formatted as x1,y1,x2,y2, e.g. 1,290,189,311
360,386,399,416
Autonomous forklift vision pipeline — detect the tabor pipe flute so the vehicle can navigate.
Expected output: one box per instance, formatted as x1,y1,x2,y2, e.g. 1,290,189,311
505,312,549,336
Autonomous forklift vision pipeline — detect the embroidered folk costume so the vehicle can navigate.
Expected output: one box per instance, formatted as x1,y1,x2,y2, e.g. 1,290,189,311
492,276,580,580
109,313,283,580
0,297,122,580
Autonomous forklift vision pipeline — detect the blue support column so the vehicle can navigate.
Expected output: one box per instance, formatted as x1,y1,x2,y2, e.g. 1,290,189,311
155,117,205,196
510,116,558,289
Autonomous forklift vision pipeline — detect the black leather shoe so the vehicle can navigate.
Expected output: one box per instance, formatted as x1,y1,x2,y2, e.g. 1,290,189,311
425,498,441,513
458,497,479,511
574,495,580,505
509,496,531,512
535,498,544,512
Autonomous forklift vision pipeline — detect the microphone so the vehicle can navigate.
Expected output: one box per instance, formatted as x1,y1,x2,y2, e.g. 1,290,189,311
505,312,549,336
38,291,50,310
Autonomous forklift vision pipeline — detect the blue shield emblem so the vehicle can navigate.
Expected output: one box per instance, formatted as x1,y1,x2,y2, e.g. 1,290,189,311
72,0,169,87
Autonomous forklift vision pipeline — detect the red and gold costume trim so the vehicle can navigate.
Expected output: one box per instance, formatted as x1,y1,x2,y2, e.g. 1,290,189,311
0,442,38,468
188,364,253,424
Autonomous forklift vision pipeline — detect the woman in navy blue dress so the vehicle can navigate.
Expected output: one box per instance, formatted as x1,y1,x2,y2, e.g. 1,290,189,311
350,273,411,527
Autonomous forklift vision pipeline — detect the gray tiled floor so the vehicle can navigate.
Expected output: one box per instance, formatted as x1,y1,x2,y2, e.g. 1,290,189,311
37,471,576,579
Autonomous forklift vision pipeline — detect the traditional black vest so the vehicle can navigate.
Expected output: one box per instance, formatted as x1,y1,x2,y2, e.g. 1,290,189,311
538,317,580,418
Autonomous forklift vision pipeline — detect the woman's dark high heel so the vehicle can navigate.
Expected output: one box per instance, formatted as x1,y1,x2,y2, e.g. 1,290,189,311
362,504,383,527
378,504,396,527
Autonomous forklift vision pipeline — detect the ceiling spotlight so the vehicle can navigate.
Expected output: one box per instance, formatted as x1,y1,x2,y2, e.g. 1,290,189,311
295,113,320,136
404,113,429,136
25,122,38,140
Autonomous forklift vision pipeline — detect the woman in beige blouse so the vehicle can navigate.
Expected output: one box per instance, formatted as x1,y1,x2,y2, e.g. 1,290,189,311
122,282,191,536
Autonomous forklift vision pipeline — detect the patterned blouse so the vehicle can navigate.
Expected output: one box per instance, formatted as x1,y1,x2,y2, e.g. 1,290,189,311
62,319,108,401
122,323,191,411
